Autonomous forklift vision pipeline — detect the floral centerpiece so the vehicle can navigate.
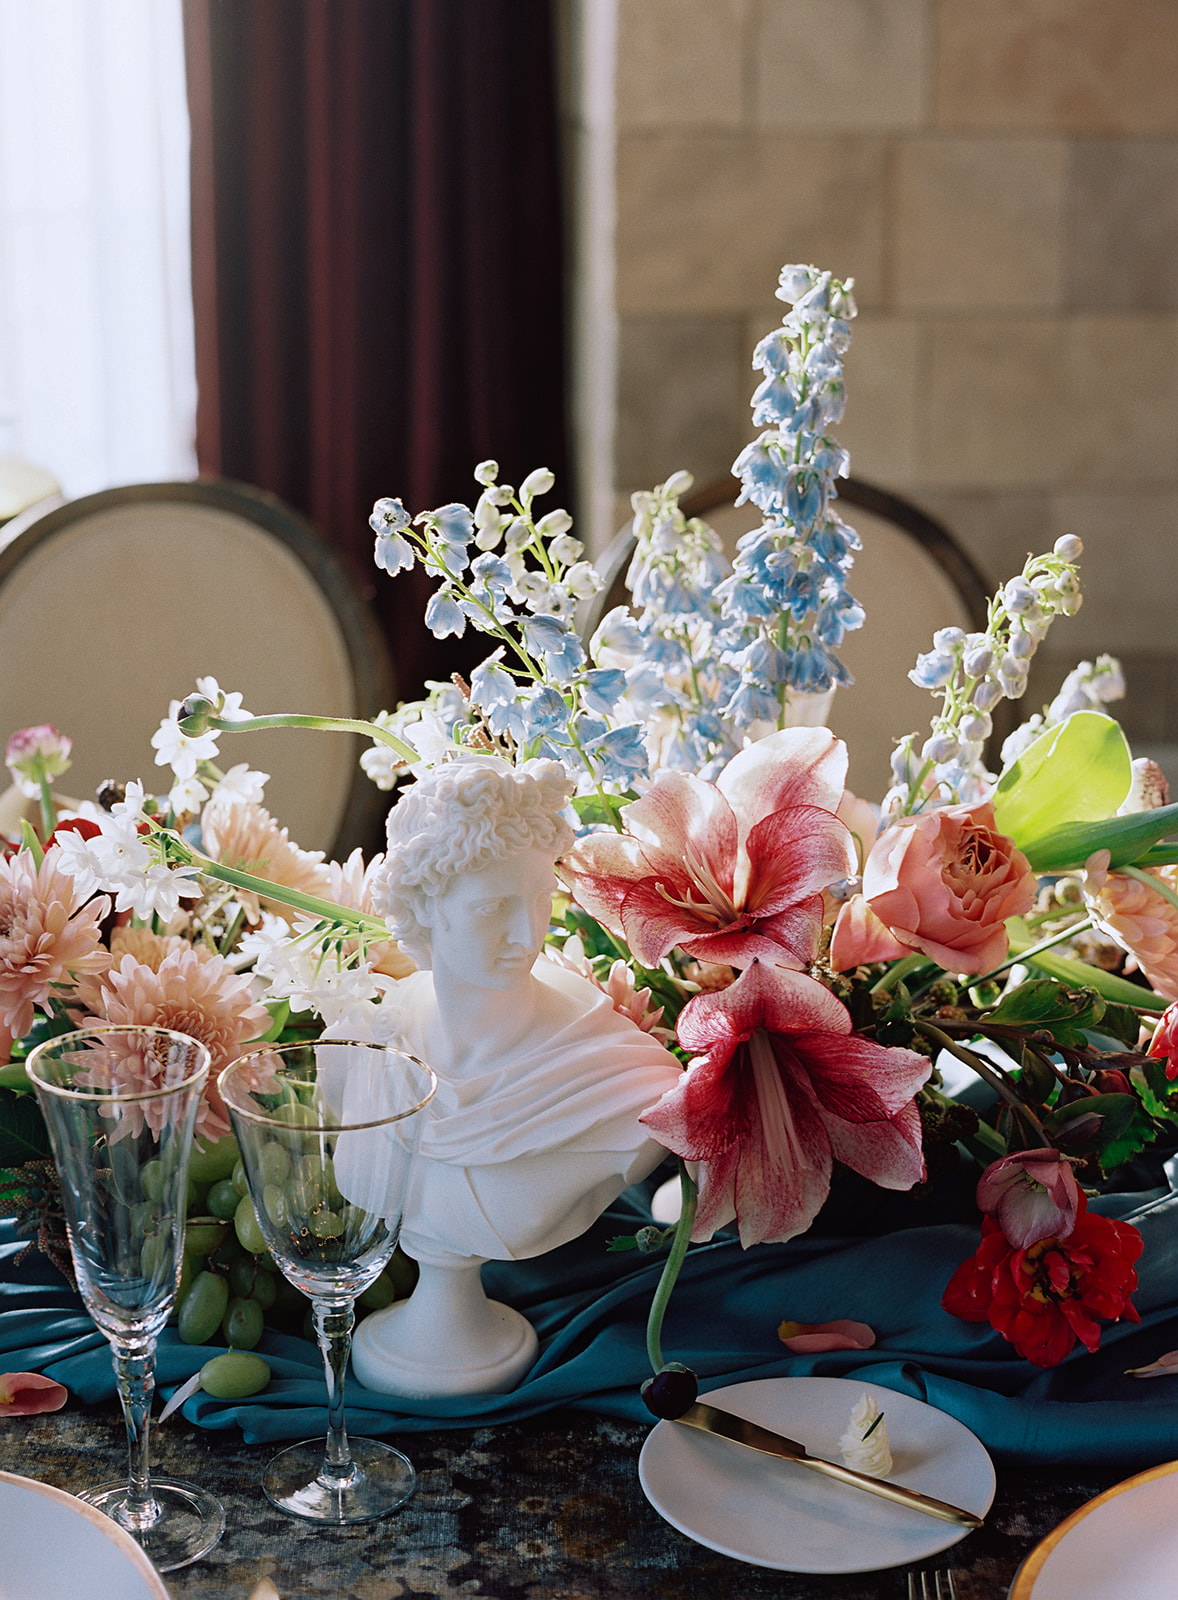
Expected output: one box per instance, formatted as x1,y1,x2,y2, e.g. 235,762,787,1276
4,264,1178,1408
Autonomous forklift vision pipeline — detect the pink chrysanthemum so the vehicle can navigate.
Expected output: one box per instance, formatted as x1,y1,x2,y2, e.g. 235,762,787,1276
82,946,272,1145
1084,851,1178,1000
0,848,109,1037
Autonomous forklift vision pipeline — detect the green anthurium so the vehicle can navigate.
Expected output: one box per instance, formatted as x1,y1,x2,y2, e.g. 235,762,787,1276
992,711,1133,849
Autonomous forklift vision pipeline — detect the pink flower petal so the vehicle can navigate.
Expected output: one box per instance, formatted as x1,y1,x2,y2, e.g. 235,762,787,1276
778,1319,877,1353
1127,1349,1178,1378
0,1372,68,1416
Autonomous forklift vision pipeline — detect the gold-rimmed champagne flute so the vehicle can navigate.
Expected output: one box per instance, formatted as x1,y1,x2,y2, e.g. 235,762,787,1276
26,1025,225,1572
219,1039,436,1523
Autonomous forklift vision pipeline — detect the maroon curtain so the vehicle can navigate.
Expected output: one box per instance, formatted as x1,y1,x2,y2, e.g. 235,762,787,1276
183,0,569,697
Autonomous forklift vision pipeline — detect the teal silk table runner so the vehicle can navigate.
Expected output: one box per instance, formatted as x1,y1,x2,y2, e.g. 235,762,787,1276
5,1174,1178,1466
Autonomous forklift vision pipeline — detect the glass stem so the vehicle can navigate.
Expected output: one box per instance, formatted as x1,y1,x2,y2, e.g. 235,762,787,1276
112,1343,160,1530
314,1299,357,1486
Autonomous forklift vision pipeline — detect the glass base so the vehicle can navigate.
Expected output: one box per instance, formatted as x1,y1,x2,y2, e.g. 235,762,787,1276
80,1478,225,1572
263,1437,416,1523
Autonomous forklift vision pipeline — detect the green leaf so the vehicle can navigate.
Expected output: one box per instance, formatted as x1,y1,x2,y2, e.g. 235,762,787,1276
1133,1058,1178,1127
1043,1090,1157,1171
572,790,635,831
981,978,1105,1046
1016,804,1178,875
1006,924,1168,1013
0,1088,51,1167
1098,1004,1146,1049
992,712,1132,849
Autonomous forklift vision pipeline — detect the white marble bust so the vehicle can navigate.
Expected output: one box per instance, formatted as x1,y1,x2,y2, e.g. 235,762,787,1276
347,754,682,1398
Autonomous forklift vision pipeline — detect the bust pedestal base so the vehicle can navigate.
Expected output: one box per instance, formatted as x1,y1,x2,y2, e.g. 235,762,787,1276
351,1256,539,1398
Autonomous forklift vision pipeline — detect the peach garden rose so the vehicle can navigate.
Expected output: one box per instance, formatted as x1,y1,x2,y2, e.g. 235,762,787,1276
830,799,1036,976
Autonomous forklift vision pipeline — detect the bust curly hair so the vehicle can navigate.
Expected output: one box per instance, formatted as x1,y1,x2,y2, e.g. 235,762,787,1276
369,755,575,968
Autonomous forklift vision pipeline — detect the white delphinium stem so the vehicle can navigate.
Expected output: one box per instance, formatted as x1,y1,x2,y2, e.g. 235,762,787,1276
885,536,1085,817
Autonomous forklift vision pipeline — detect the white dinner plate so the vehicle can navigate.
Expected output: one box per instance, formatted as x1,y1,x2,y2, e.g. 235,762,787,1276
1009,1458,1178,1599
638,1376,995,1573
0,1469,170,1599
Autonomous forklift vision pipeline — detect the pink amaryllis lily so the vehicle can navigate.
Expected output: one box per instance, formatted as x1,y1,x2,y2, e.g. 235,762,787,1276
640,960,930,1247
561,728,857,970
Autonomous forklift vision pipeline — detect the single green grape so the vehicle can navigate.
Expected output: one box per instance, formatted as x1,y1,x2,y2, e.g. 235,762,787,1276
199,1350,271,1400
183,1218,229,1258
177,1270,230,1345
227,1255,278,1310
261,1183,290,1230
186,1135,241,1185
140,1230,169,1280
222,1295,265,1350
309,1208,345,1240
258,1141,292,1186
230,1159,250,1198
141,1159,165,1203
206,1178,241,1220
234,1193,268,1255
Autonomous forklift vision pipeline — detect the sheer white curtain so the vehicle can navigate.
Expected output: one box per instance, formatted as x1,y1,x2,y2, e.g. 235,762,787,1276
0,0,196,499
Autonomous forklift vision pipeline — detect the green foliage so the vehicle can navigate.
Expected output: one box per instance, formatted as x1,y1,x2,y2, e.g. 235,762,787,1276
980,978,1105,1048
0,1088,51,1167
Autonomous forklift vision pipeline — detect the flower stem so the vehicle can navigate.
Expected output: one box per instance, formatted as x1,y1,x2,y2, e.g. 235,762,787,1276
37,774,56,842
209,713,419,764
911,1019,1049,1143
646,1162,697,1373
175,843,389,938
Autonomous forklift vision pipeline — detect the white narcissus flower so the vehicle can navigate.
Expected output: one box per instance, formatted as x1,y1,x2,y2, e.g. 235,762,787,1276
209,764,270,806
152,699,221,780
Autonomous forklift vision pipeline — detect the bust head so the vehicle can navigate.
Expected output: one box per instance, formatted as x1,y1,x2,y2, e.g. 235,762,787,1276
371,755,575,969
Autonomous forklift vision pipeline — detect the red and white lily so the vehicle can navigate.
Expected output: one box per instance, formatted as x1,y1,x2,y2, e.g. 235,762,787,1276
560,727,857,971
639,960,930,1247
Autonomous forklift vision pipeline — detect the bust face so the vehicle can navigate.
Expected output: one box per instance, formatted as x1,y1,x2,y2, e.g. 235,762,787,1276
424,845,557,992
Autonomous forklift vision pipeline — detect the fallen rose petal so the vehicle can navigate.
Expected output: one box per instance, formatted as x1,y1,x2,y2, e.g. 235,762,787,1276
777,1318,877,1353
1126,1349,1178,1377
0,1371,68,1415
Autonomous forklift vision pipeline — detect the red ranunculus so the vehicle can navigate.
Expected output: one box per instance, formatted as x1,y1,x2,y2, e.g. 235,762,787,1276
942,1192,1142,1367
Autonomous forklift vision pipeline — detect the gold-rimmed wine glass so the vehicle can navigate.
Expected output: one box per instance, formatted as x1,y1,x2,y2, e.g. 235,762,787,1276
26,1025,225,1572
219,1039,435,1523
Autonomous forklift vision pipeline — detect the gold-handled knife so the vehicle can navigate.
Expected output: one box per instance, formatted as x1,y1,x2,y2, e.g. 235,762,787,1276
675,1401,983,1529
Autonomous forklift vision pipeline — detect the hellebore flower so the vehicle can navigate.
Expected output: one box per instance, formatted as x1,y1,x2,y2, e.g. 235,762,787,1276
942,1191,1142,1368
975,1149,1081,1250
561,727,856,970
639,961,929,1247
830,799,1035,975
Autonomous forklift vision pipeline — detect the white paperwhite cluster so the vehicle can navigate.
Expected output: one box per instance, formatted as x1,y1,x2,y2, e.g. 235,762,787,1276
150,675,259,817
240,915,384,1031
52,781,203,923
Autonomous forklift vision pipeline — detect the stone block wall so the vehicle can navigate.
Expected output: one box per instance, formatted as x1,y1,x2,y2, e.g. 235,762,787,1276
605,0,1178,775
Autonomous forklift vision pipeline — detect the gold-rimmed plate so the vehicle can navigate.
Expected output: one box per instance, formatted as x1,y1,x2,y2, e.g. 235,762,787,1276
0,1469,170,1599
1009,1459,1178,1598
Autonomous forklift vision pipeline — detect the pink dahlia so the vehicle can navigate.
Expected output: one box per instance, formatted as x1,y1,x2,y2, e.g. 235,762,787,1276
0,848,109,1037
81,946,272,1145
1084,851,1178,1000
640,960,929,1247
561,728,856,971
200,798,331,923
